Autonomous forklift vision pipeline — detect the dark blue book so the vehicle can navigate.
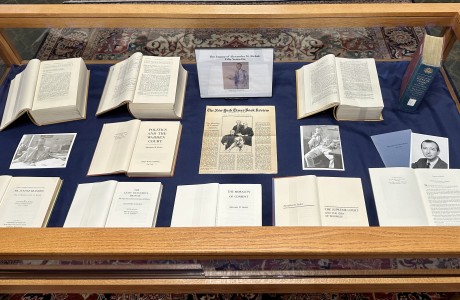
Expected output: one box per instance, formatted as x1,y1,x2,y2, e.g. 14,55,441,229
399,34,444,112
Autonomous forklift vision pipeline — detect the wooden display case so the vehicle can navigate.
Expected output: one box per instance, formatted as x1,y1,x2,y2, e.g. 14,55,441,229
0,3,460,293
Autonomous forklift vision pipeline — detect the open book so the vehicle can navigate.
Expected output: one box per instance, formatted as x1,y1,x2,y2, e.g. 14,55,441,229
1,57,89,131
296,54,384,121
273,175,368,226
88,120,181,177
171,183,262,227
369,168,460,226
64,180,162,227
0,176,62,227
97,52,187,119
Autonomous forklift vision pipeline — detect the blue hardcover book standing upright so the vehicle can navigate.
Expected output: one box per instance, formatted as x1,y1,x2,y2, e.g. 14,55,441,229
399,34,444,112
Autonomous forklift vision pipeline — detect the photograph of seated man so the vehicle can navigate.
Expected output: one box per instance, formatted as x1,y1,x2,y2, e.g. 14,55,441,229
10,133,76,169
301,125,344,170
411,139,448,169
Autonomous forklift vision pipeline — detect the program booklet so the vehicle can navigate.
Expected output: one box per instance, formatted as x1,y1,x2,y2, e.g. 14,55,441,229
96,52,187,119
171,183,262,227
1,57,89,131
296,54,384,121
87,120,182,177
64,180,163,228
273,175,368,226
369,168,460,226
0,176,62,227
199,106,277,174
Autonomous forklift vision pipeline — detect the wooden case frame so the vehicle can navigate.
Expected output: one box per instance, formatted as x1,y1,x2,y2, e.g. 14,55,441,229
0,3,460,293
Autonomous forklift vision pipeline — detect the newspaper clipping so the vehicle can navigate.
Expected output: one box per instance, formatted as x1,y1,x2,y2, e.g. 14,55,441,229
199,106,277,174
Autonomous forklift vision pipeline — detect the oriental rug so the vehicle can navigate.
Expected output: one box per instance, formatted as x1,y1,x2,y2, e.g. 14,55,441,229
36,26,425,63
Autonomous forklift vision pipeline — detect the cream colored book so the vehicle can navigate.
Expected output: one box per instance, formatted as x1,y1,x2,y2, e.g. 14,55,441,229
0,57,89,131
369,168,460,226
273,175,368,226
296,54,383,121
87,120,181,177
171,183,262,227
64,180,162,228
0,176,62,227
96,52,187,119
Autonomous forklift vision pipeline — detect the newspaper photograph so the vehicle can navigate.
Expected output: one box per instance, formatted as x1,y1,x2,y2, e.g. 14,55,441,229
199,106,277,174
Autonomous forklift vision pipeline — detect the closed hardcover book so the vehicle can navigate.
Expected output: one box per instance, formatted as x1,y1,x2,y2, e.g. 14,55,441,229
399,34,444,112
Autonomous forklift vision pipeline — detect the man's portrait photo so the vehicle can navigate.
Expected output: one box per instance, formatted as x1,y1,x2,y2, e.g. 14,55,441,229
410,133,449,169
10,133,77,169
222,61,249,90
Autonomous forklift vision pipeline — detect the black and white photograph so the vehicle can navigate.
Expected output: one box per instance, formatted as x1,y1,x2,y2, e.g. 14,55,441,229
410,133,449,169
10,133,77,169
300,125,344,170
222,61,249,90
220,116,254,153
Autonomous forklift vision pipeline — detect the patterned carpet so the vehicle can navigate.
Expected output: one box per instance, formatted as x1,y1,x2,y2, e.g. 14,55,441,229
36,27,425,63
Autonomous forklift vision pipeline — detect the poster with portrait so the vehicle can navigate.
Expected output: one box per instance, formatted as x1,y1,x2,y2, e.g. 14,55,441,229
195,48,274,98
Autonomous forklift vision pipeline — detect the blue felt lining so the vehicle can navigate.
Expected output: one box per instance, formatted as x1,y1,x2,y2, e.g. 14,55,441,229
0,61,458,227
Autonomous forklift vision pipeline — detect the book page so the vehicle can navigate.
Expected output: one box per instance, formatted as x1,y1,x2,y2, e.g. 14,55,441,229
414,169,460,226
63,181,118,227
298,54,340,117
133,56,179,106
335,57,383,108
215,184,262,226
32,58,83,110
273,176,321,226
369,168,429,226
0,177,61,227
317,177,368,226
171,183,220,227
0,176,12,204
128,121,181,176
105,182,162,227
87,119,141,176
199,106,277,174
0,59,41,130
97,52,142,114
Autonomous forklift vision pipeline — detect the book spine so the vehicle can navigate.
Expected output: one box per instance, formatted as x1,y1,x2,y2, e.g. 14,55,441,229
398,62,440,112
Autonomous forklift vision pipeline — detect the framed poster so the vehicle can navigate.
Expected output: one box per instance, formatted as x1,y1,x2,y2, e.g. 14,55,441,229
195,48,274,98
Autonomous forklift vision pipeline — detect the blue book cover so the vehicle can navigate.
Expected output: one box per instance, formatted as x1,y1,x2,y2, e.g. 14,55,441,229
371,129,412,167
398,34,444,112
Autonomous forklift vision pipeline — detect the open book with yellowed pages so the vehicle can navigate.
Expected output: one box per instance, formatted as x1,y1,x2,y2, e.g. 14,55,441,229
0,57,89,131
0,176,62,227
96,53,187,119
273,175,368,226
296,54,384,121
87,119,181,177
